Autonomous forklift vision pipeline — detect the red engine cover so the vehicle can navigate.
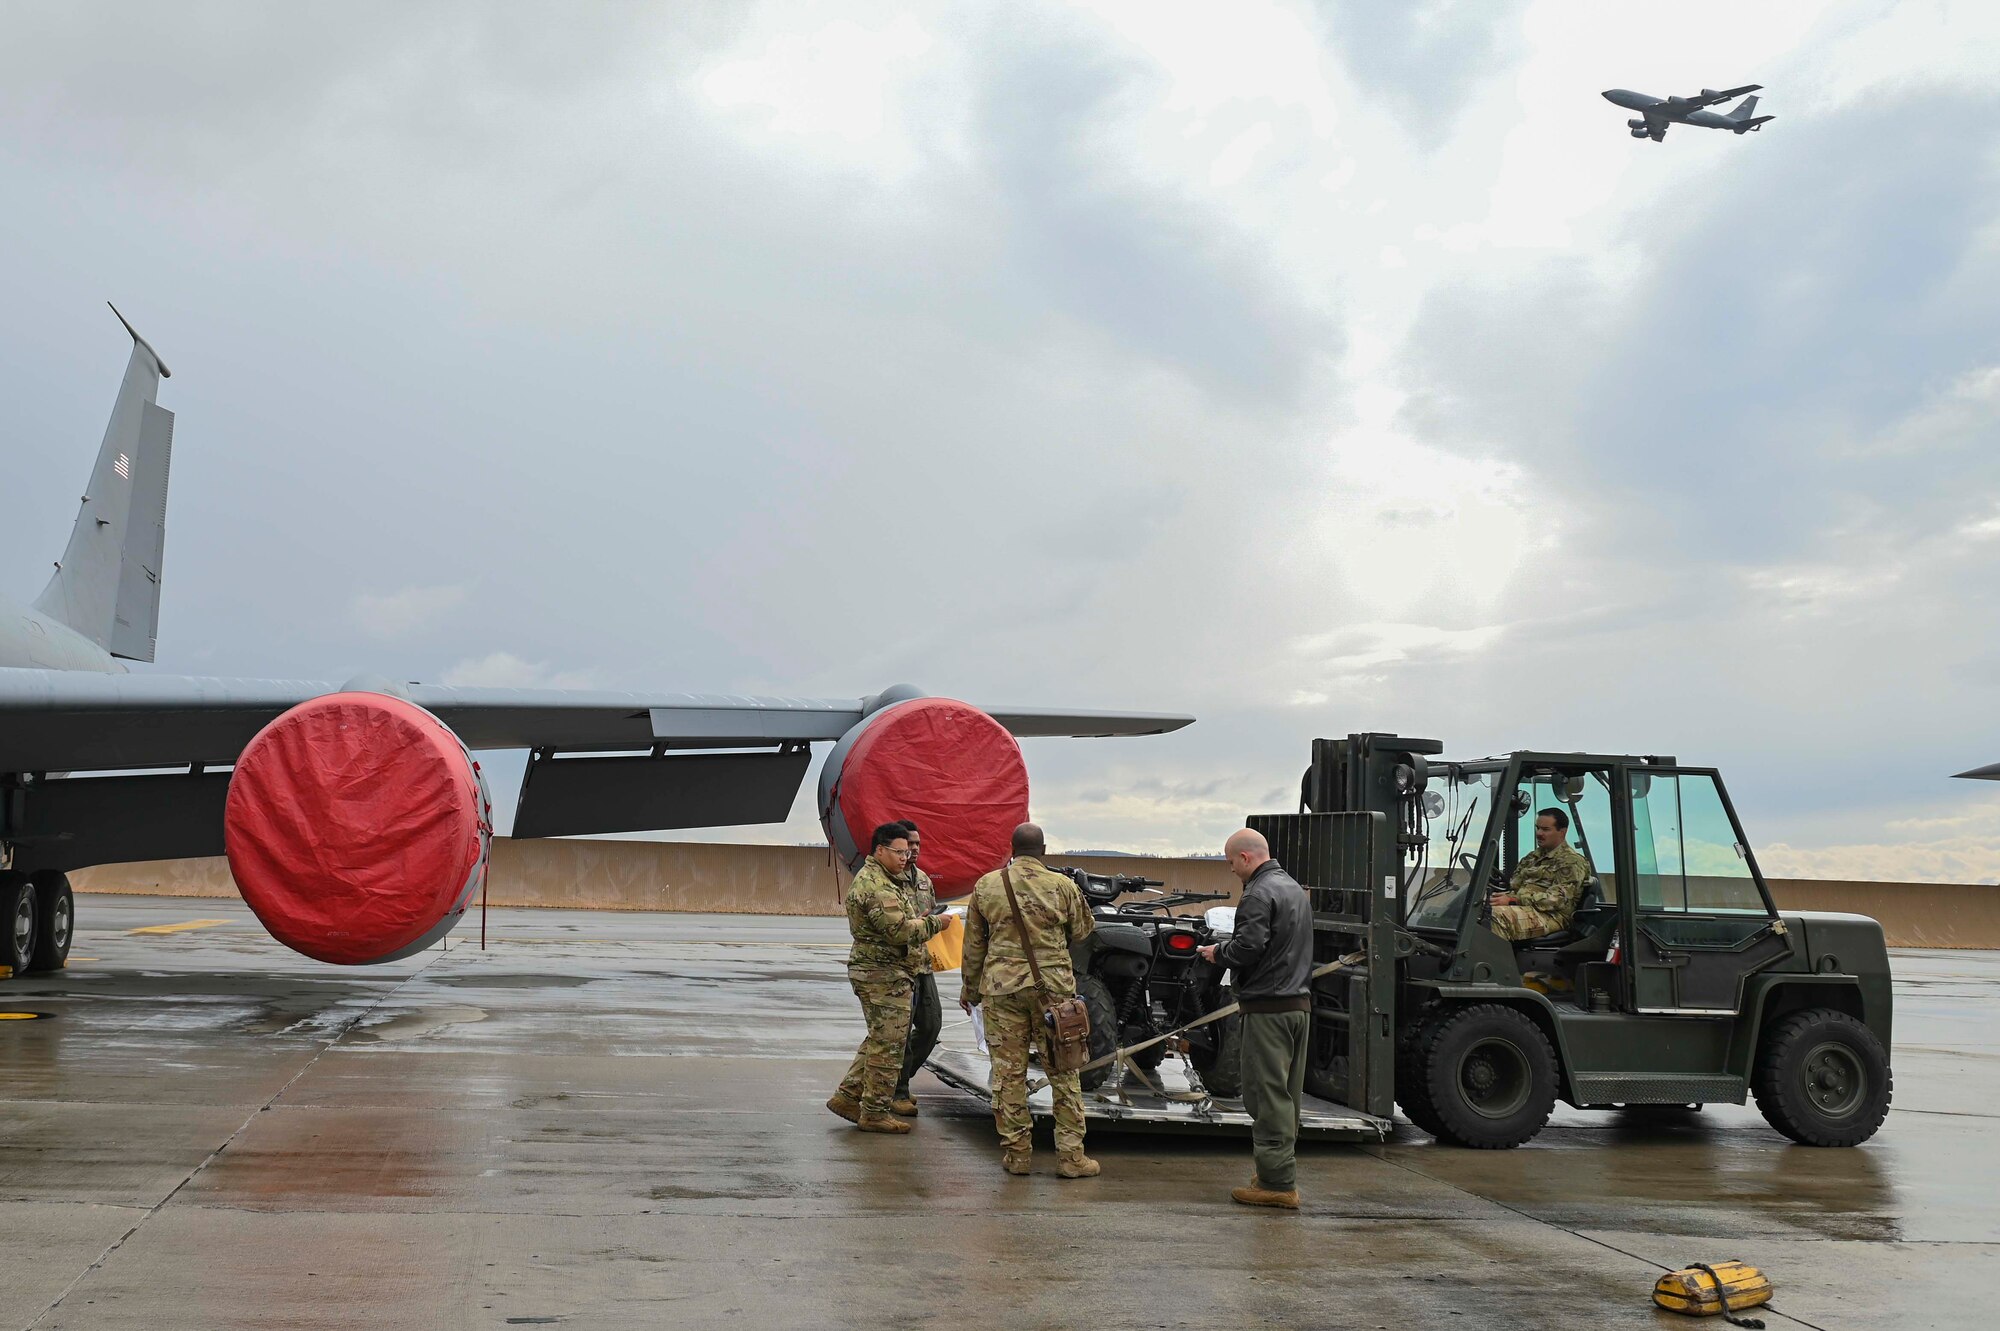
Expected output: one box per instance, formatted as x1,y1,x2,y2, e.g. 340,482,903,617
224,692,490,965
826,698,1029,897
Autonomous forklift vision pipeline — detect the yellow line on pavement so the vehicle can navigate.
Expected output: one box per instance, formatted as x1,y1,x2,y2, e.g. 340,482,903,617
125,918,233,935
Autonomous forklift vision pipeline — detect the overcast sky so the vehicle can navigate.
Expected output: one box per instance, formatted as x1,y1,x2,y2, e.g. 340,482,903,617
4,1,1999,878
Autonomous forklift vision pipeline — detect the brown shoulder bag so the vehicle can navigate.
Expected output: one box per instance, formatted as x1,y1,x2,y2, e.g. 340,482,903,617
1001,866,1092,1074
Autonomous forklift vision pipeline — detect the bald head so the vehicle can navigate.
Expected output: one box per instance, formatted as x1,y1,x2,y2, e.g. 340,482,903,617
1011,822,1047,858
1223,828,1271,882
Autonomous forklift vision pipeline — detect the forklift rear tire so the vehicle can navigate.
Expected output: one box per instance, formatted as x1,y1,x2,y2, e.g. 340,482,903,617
1752,1008,1891,1147
1420,1004,1558,1149
0,871,36,976
1077,975,1121,1092
26,872,73,973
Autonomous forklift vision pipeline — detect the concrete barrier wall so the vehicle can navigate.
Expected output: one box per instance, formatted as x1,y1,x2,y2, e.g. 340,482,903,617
69,838,2000,948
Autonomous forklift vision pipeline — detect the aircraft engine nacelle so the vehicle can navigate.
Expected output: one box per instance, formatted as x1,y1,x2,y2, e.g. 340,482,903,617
1631,127,1650,138
224,692,491,964
816,695,1029,899
1627,118,1647,130
1700,88,1719,98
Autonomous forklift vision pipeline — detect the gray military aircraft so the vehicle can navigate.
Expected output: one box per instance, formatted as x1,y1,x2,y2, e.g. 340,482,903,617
1602,85,1773,142
0,308,1191,973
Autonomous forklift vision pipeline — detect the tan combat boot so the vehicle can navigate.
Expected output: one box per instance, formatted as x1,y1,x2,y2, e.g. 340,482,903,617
825,1093,861,1124
1001,1149,1032,1175
1056,1153,1101,1179
857,1112,913,1134
1230,1183,1300,1209
890,1095,920,1116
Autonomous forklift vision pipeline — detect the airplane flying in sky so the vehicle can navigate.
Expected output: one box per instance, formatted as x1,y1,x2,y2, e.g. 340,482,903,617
0,308,1191,976
1602,85,1773,142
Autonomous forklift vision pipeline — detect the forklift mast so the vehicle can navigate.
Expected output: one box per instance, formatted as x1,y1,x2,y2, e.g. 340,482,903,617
1250,734,1444,1119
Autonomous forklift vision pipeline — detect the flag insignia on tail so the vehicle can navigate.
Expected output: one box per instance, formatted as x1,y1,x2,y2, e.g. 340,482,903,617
113,453,130,479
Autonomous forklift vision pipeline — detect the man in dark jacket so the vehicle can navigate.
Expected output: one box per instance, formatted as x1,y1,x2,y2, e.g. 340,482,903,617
1198,828,1311,1209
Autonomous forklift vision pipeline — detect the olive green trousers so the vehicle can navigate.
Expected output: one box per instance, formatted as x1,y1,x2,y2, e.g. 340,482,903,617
1239,1009,1309,1191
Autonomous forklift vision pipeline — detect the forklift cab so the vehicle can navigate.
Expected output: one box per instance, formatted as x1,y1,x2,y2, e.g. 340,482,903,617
1404,752,1789,1016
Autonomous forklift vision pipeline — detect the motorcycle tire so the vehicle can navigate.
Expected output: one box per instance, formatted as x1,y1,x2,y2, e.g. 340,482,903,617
1188,988,1243,1098
1125,1025,1167,1074
1077,974,1121,1092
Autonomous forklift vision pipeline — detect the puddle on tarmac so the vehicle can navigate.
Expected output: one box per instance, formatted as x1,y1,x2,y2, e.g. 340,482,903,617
430,973,594,990
352,1005,489,1042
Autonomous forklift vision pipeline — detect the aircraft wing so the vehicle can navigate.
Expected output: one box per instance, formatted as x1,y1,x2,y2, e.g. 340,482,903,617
0,669,1191,864
1692,83,1760,107
0,670,1191,773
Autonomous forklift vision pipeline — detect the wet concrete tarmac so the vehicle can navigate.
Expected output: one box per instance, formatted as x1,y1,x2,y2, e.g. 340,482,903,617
0,894,1991,1329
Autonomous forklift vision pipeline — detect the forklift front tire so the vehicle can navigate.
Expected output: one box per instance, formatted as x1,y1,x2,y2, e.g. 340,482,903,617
1396,1011,1448,1138
1420,1004,1558,1149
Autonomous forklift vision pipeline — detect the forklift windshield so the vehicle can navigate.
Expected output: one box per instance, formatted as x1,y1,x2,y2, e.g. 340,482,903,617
1406,766,1500,930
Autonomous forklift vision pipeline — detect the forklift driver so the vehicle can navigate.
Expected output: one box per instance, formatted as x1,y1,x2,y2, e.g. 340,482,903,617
1488,808,1591,942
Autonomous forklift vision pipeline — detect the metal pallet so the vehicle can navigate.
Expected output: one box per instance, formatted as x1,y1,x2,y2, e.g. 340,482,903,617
925,1042,1390,1141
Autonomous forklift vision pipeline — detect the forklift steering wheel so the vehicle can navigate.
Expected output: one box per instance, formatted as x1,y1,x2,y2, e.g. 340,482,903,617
1459,852,1507,892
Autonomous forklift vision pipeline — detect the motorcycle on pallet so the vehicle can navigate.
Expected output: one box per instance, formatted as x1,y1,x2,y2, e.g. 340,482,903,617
1057,870,1245,1095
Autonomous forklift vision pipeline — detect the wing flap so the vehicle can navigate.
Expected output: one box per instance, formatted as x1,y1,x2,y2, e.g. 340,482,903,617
512,748,812,837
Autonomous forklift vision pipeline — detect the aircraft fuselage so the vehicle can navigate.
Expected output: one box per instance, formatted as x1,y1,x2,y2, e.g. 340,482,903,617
1605,89,1718,121
0,593,122,673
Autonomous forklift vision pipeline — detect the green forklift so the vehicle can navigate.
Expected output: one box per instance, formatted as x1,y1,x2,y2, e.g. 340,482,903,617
1253,733,1894,1149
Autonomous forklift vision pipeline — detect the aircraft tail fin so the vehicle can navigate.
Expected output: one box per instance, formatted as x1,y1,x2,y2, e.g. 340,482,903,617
33,305,174,663
1729,95,1760,120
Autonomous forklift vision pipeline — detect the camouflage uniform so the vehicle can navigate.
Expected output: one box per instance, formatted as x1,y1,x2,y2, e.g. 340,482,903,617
896,866,942,1102
961,856,1094,1157
1491,841,1591,941
837,859,949,1116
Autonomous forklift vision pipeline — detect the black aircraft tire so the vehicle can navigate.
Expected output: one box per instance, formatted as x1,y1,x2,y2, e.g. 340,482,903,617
0,871,36,976
1077,974,1120,1092
26,872,72,974
1189,992,1244,1098
1753,1008,1892,1148
1421,1004,1558,1150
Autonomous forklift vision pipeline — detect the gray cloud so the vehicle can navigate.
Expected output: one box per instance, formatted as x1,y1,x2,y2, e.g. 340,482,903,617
1308,0,1529,145
4,4,1998,875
